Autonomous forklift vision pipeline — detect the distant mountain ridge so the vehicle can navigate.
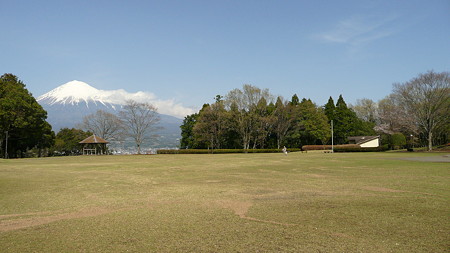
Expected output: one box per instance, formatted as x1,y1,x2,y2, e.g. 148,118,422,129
37,81,183,149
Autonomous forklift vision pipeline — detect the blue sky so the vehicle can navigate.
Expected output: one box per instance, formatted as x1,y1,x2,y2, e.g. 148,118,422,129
2,0,449,116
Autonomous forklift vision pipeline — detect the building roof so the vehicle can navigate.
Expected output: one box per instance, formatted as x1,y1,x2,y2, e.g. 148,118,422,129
348,136,379,145
79,134,109,144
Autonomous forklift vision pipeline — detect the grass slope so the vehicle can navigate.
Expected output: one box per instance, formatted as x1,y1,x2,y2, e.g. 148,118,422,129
0,152,449,252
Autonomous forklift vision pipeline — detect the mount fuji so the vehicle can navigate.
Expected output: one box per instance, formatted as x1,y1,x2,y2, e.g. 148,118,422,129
37,81,186,149
37,80,119,111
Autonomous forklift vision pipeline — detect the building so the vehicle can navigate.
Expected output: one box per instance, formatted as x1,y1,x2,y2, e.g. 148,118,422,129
348,136,380,148
79,134,109,155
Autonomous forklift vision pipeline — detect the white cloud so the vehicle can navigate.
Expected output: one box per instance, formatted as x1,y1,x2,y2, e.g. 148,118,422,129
101,89,196,119
101,89,157,104
151,99,197,119
314,15,397,48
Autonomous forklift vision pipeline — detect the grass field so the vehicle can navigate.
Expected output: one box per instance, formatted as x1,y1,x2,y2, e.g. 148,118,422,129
0,152,449,252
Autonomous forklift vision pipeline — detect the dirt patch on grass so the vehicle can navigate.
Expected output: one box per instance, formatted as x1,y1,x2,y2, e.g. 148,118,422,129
332,232,356,239
218,200,252,218
205,180,222,183
0,206,134,232
218,200,296,226
169,167,185,170
362,186,406,193
362,186,444,198
0,211,56,220
307,174,327,178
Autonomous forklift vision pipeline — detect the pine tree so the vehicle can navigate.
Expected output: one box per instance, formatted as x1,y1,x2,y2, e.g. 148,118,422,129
333,95,353,143
333,95,375,144
290,94,300,106
324,96,335,121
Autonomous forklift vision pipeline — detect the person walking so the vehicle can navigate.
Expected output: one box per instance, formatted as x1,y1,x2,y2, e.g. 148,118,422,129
282,146,287,155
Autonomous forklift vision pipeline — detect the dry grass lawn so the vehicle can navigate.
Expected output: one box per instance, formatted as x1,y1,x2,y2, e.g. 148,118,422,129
0,152,449,252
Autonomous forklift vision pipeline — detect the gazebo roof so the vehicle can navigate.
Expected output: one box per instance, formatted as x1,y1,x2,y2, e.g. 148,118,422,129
79,134,109,144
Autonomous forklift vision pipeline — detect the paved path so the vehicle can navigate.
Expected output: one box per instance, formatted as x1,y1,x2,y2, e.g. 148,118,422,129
399,155,450,163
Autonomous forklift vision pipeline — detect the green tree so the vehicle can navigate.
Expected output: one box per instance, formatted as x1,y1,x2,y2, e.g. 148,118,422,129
290,94,300,106
193,101,228,150
224,102,243,148
52,128,92,155
272,97,292,149
34,122,55,157
252,97,273,149
324,96,336,122
333,95,353,144
331,95,375,144
180,113,200,149
0,74,55,158
389,133,407,150
298,99,330,145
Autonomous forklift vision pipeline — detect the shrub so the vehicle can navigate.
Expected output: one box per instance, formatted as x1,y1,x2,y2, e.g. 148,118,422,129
157,148,301,154
333,146,389,152
301,144,359,151
390,133,407,149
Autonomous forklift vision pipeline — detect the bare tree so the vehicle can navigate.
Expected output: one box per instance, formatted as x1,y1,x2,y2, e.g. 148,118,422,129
273,97,292,149
351,98,378,123
375,94,416,135
81,110,124,141
393,71,450,151
119,100,161,154
225,84,273,149
251,97,274,149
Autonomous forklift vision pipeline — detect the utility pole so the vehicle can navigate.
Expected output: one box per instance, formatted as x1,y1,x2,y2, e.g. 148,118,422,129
5,131,8,159
331,120,334,153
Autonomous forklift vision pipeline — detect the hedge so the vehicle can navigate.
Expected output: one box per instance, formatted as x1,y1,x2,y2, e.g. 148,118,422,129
333,146,389,152
301,144,360,151
157,148,301,154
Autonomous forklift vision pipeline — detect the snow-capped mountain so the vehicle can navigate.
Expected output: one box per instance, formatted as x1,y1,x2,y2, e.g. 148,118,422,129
38,80,121,110
37,81,184,149
38,80,101,104
37,80,195,117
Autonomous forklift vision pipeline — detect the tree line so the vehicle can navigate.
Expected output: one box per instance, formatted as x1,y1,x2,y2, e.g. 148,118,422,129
354,71,449,151
0,74,160,158
180,86,375,150
181,71,449,151
1,71,448,158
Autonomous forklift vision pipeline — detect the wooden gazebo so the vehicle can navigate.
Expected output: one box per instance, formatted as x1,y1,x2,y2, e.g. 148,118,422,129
79,134,109,155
